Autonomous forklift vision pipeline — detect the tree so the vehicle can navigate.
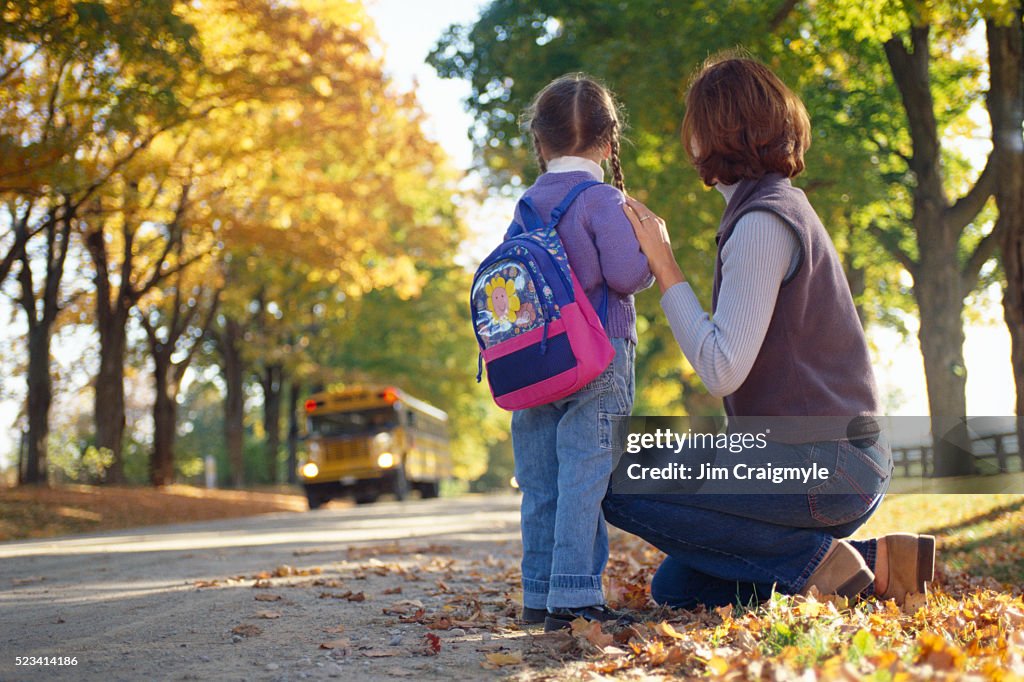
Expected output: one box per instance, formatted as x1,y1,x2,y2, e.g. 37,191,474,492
430,1,1004,474
429,1,902,410
984,4,1024,462
15,200,71,484
138,258,220,487
1,0,199,484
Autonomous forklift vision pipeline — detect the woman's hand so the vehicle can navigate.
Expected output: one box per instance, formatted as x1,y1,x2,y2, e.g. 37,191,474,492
622,196,686,294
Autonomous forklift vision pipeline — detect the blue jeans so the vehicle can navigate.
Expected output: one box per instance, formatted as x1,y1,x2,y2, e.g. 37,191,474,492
512,337,635,610
602,436,892,608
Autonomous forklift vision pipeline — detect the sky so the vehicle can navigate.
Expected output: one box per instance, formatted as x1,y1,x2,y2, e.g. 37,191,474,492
0,1,1017,468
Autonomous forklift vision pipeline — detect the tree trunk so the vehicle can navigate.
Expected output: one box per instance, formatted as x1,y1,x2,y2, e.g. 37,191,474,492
17,206,72,487
261,364,283,484
142,281,220,489
987,9,1024,462
915,258,973,476
23,323,53,485
94,306,130,483
1003,230,1024,443
883,28,997,475
151,364,177,487
286,381,301,485
220,318,246,488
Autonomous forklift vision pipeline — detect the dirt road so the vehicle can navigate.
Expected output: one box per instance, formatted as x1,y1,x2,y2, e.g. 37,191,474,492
0,494,534,682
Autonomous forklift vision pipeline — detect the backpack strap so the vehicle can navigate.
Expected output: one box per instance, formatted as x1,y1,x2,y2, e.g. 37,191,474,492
517,196,546,232
547,179,602,229
550,179,611,328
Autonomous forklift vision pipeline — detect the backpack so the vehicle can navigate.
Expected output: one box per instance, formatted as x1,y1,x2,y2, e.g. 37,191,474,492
471,180,615,410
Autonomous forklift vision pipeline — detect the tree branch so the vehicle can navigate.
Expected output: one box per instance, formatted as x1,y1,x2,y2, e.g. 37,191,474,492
868,224,919,276
945,153,997,231
961,222,1005,297
0,44,43,84
768,0,799,31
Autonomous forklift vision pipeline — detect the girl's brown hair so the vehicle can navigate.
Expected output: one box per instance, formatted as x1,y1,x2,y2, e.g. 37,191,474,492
681,55,811,186
524,73,626,192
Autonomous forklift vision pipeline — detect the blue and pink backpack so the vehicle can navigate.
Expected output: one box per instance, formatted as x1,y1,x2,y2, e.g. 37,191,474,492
471,180,614,410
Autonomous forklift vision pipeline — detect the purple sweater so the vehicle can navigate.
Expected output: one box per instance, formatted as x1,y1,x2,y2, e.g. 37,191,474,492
505,171,653,344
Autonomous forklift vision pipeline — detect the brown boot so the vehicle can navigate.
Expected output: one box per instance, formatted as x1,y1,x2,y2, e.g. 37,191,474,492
802,540,874,598
876,534,935,603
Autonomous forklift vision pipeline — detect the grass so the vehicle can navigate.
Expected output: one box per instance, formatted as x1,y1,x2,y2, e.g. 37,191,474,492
584,492,1024,679
0,483,310,542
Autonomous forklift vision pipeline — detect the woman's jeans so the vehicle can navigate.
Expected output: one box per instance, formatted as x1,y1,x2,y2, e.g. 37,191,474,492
512,337,634,610
602,435,892,608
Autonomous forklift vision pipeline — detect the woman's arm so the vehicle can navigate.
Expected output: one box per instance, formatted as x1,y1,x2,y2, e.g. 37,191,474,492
621,197,685,293
622,198,799,397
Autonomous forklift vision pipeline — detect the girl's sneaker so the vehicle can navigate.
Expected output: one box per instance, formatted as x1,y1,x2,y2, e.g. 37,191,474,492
543,604,631,632
520,606,547,625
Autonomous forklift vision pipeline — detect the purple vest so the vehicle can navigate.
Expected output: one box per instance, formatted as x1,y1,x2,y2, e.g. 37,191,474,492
712,174,879,438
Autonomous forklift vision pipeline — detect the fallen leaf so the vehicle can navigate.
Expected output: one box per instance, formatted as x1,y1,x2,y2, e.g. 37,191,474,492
383,599,424,615
254,593,282,602
255,611,281,619
423,632,441,656
483,651,523,667
319,638,351,650
654,621,686,639
706,655,730,675
231,624,262,637
571,618,614,648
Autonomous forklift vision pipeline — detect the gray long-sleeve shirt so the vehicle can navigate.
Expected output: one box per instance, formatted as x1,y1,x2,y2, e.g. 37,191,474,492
661,183,800,397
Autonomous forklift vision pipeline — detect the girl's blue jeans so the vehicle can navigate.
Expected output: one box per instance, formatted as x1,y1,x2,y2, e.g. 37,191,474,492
602,436,892,608
512,337,634,610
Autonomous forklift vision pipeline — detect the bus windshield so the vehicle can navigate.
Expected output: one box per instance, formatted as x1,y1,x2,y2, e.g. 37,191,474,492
309,407,398,437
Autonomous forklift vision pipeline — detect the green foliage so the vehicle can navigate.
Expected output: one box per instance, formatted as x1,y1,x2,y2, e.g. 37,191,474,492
429,0,998,413
470,437,515,492
46,438,114,484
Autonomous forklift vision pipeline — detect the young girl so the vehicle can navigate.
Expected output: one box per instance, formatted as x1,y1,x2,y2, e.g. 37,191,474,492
508,74,653,631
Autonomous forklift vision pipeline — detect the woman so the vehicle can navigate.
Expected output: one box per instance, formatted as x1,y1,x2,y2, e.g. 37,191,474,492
605,55,934,607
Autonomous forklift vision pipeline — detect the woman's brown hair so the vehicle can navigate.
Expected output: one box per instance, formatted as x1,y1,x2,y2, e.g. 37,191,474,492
524,73,626,192
681,55,811,186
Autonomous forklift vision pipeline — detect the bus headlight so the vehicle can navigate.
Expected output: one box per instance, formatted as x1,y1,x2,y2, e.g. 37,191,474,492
301,462,319,478
373,433,393,449
377,452,395,469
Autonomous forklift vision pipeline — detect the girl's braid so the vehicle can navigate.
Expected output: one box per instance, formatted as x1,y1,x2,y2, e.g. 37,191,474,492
532,132,548,173
609,125,625,193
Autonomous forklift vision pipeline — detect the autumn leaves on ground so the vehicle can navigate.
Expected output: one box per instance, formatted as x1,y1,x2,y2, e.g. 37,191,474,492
5,487,1023,679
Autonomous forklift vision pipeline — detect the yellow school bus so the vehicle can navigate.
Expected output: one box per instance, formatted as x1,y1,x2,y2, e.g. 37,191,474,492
298,386,451,509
